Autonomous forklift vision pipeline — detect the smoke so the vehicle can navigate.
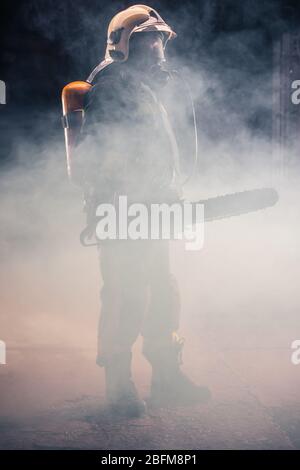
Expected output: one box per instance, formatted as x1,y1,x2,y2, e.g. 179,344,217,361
1,0,300,449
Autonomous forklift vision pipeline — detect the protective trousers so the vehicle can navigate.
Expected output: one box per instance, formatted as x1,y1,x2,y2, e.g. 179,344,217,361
96,239,180,368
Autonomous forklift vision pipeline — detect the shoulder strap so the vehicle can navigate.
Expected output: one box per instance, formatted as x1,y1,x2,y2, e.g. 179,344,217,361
86,59,114,84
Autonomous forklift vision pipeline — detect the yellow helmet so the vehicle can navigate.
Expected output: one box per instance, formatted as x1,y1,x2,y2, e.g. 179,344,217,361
105,4,177,62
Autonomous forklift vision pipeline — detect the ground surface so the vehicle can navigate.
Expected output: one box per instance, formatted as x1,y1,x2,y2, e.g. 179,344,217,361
1,320,300,450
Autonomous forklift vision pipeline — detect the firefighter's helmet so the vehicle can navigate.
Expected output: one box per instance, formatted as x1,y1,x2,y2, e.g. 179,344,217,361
105,4,176,62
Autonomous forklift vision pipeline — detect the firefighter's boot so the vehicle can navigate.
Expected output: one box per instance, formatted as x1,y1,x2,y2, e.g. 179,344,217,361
104,351,147,418
143,334,211,408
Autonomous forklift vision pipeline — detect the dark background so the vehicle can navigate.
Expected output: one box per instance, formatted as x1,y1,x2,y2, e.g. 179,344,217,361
0,0,300,167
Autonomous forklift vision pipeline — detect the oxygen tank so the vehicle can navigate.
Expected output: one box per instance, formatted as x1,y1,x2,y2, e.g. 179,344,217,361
61,80,92,182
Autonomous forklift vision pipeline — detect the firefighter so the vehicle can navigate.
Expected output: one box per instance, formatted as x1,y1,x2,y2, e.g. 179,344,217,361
62,5,211,417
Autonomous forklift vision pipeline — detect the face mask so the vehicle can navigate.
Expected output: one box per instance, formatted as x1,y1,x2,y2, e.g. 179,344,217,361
128,32,166,70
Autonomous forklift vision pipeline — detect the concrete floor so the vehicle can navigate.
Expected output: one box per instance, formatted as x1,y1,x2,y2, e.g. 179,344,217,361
1,318,300,449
